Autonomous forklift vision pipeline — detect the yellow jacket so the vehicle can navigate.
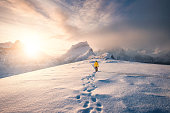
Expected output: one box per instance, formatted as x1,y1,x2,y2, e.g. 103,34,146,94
94,61,99,67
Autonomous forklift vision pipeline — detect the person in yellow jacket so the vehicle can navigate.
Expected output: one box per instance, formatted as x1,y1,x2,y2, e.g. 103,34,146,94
94,61,99,72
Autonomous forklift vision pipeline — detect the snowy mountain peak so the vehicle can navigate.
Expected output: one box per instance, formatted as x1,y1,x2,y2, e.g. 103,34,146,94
76,48,95,61
70,41,89,50
61,41,95,63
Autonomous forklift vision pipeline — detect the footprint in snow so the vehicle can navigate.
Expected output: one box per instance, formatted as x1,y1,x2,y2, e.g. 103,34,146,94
83,101,89,108
77,72,103,112
96,102,102,107
96,107,102,112
76,95,80,99
91,96,97,102
77,107,93,113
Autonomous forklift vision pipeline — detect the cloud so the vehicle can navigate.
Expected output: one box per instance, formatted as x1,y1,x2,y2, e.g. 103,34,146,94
67,0,118,32
0,0,78,41
0,0,170,52
63,0,170,51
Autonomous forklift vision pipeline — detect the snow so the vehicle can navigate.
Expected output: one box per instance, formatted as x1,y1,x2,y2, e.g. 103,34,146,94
96,48,170,65
0,59,170,113
0,40,57,78
100,53,112,59
0,41,95,78
61,41,95,63
91,53,113,60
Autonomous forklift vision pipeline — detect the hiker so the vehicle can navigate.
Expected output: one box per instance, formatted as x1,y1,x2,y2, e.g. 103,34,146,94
94,61,99,72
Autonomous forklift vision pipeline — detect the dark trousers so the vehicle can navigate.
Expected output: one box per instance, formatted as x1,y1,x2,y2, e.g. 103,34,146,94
95,67,98,72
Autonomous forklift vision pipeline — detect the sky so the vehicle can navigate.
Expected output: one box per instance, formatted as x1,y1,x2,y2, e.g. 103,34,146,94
0,0,170,55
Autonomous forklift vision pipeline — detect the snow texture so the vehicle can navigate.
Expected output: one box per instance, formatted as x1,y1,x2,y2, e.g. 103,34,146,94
0,59,170,113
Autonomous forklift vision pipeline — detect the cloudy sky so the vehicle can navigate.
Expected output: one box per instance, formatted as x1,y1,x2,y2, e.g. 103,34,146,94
0,0,170,55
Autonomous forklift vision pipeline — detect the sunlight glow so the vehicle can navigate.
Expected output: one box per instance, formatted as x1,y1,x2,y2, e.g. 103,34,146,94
24,42,40,58
22,35,42,58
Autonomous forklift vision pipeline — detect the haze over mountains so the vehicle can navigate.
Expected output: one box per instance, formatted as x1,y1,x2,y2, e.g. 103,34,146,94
0,41,95,78
0,40,170,78
97,48,170,65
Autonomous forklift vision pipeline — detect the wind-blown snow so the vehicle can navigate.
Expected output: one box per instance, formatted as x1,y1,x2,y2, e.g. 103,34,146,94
0,59,170,113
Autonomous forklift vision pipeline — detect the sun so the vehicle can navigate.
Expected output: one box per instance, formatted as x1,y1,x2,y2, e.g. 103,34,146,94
22,38,41,58
25,43,40,57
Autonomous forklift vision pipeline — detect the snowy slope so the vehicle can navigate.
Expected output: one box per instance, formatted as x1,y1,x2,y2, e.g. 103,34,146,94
0,59,170,113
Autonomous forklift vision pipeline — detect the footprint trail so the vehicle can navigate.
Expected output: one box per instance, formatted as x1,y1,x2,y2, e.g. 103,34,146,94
76,72,103,113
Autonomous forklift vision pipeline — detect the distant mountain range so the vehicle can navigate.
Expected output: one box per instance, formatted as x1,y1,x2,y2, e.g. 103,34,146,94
95,48,170,65
0,40,170,78
1,40,170,66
